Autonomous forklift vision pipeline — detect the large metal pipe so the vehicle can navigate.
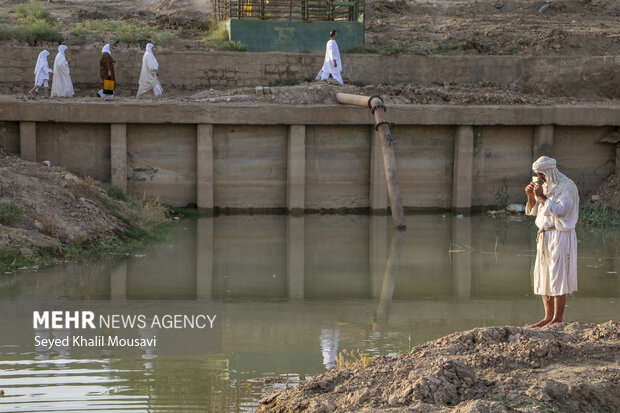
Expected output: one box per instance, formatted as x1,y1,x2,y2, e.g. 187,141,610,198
336,93,406,230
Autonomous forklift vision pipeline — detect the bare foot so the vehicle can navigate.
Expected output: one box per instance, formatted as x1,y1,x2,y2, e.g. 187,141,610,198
529,318,551,328
547,318,563,325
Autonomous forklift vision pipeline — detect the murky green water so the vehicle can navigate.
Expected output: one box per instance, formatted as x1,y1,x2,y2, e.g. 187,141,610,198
0,215,618,412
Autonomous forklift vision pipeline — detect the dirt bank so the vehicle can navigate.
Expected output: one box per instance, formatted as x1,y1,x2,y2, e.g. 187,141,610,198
589,173,620,210
365,0,620,56
257,321,620,413
1,0,620,56
0,150,170,272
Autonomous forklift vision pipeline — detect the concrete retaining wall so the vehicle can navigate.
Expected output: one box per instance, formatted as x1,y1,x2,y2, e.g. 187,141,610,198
1,101,618,212
2,46,619,98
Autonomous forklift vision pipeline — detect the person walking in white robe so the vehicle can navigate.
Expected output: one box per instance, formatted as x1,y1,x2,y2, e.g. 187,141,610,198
50,45,74,98
136,43,163,98
29,50,53,97
525,156,579,328
316,30,343,85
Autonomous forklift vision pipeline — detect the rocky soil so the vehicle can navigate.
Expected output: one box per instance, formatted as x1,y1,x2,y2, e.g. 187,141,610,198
1,0,620,55
0,151,121,253
256,321,620,413
365,0,620,56
589,172,620,210
183,81,616,105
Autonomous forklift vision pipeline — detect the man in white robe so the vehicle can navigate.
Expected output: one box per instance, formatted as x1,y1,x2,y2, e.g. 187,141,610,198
316,30,343,85
50,45,74,98
525,156,579,327
29,50,53,97
136,43,163,98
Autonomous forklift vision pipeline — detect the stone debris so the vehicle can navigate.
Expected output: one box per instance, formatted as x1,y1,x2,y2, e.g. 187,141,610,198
506,203,525,213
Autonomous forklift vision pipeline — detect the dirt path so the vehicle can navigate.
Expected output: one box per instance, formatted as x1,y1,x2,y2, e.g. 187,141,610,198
5,79,620,106
256,321,620,412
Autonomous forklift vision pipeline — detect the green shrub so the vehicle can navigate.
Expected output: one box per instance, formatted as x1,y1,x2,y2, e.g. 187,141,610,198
69,25,89,37
433,40,464,54
580,204,620,226
217,40,246,51
153,31,175,46
16,0,50,22
0,24,14,40
201,23,246,51
0,202,25,227
0,245,33,270
202,17,218,32
68,21,173,45
14,18,63,44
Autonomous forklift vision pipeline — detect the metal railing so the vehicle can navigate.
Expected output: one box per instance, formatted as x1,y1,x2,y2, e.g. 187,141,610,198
215,0,364,22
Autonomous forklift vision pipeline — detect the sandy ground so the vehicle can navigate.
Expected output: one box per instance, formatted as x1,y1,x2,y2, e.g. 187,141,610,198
1,0,620,55
257,321,620,413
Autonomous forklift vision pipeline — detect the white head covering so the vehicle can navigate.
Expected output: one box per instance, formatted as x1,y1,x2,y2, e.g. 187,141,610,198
146,43,154,53
34,50,50,75
532,156,578,199
102,44,111,55
58,45,68,54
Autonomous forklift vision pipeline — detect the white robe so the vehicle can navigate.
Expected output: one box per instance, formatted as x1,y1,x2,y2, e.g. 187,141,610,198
34,52,52,88
137,51,162,97
316,39,343,85
50,51,74,97
526,182,579,296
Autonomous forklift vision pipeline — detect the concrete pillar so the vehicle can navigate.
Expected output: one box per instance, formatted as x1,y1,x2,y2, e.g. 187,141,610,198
110,260,128,300
452,126,474,213
287,125,305,215
370,128,388,213
616,144,620,177
197,124,214,213
19,121,36,162
287,216,305,300
451,216,472,298
533,125,553,160
370,215,389,298
110,123,127,192
196,217,214,299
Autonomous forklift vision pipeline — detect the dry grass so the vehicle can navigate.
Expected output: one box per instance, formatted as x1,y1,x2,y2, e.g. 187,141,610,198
335,349,373,370
73,176,104,201
33,212,59,238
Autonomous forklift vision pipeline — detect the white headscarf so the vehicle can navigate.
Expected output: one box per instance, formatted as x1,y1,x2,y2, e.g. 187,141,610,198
102,44,111,55
58,45,68,54
532,156,578,199
34,50,50,75
146,43,154,53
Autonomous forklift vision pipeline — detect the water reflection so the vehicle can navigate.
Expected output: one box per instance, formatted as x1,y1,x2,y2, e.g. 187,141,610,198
0,214,618,412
